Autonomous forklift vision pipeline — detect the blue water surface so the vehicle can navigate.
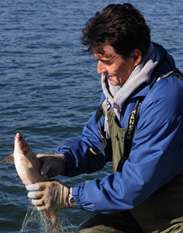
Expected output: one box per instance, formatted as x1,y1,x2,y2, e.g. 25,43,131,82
1,0,183,232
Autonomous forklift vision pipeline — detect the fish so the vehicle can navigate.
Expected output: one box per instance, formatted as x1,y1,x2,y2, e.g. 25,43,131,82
3,133,59,233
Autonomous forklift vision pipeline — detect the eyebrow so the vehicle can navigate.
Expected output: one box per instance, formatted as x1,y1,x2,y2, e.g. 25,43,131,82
98,58,110,62
98,56,115,63
94,53,116,63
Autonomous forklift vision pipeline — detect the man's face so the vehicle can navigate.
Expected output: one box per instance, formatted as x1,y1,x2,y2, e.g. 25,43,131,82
94,44,141,86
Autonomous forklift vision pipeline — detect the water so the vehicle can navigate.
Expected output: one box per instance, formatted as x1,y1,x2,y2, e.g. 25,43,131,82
1,0,183,232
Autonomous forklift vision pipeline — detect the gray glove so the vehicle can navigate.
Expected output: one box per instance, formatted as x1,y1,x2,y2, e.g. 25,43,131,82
26,180,71,211
37,154,66,178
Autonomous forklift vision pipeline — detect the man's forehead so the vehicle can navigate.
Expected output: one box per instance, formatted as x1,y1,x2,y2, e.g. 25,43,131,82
94,44,117,58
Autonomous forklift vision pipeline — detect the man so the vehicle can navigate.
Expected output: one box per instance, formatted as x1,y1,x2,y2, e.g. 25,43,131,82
26,3,183,233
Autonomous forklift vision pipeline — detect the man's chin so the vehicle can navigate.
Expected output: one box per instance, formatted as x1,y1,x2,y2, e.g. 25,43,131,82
108,80,119,86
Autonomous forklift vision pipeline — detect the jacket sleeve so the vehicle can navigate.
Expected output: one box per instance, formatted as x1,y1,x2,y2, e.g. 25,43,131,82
72,76,183,214
56,94,112,176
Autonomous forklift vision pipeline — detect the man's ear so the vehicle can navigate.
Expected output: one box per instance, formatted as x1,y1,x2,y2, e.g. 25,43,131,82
131,49,142,66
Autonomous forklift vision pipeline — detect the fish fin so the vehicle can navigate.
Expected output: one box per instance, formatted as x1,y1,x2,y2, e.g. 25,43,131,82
3,154,14,163
22,156,33,169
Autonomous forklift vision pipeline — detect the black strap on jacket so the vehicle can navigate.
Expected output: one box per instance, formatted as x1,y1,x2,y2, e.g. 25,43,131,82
116,96,145,171
89,99,108,155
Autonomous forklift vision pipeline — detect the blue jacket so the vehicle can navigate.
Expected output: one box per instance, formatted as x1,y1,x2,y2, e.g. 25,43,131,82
56,44,183,214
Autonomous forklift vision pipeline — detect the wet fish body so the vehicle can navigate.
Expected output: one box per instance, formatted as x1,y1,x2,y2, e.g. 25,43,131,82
3,133,59,233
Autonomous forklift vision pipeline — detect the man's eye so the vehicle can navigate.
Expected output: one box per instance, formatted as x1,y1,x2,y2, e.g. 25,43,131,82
103,61,112,65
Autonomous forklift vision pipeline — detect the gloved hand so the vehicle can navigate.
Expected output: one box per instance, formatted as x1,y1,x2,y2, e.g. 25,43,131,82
37,154,65,178
26,180,71,211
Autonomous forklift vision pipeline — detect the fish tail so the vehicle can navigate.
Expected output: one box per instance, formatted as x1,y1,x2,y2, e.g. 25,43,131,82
47,224,59,233
44,209,59,233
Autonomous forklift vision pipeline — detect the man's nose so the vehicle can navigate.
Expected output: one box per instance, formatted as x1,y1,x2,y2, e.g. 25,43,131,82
97,61,107,74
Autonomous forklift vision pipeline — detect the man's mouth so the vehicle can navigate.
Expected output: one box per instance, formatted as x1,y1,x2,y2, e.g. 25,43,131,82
105,72,114,79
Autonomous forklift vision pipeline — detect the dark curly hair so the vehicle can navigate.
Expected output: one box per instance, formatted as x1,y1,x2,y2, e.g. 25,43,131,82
81,3,151,59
